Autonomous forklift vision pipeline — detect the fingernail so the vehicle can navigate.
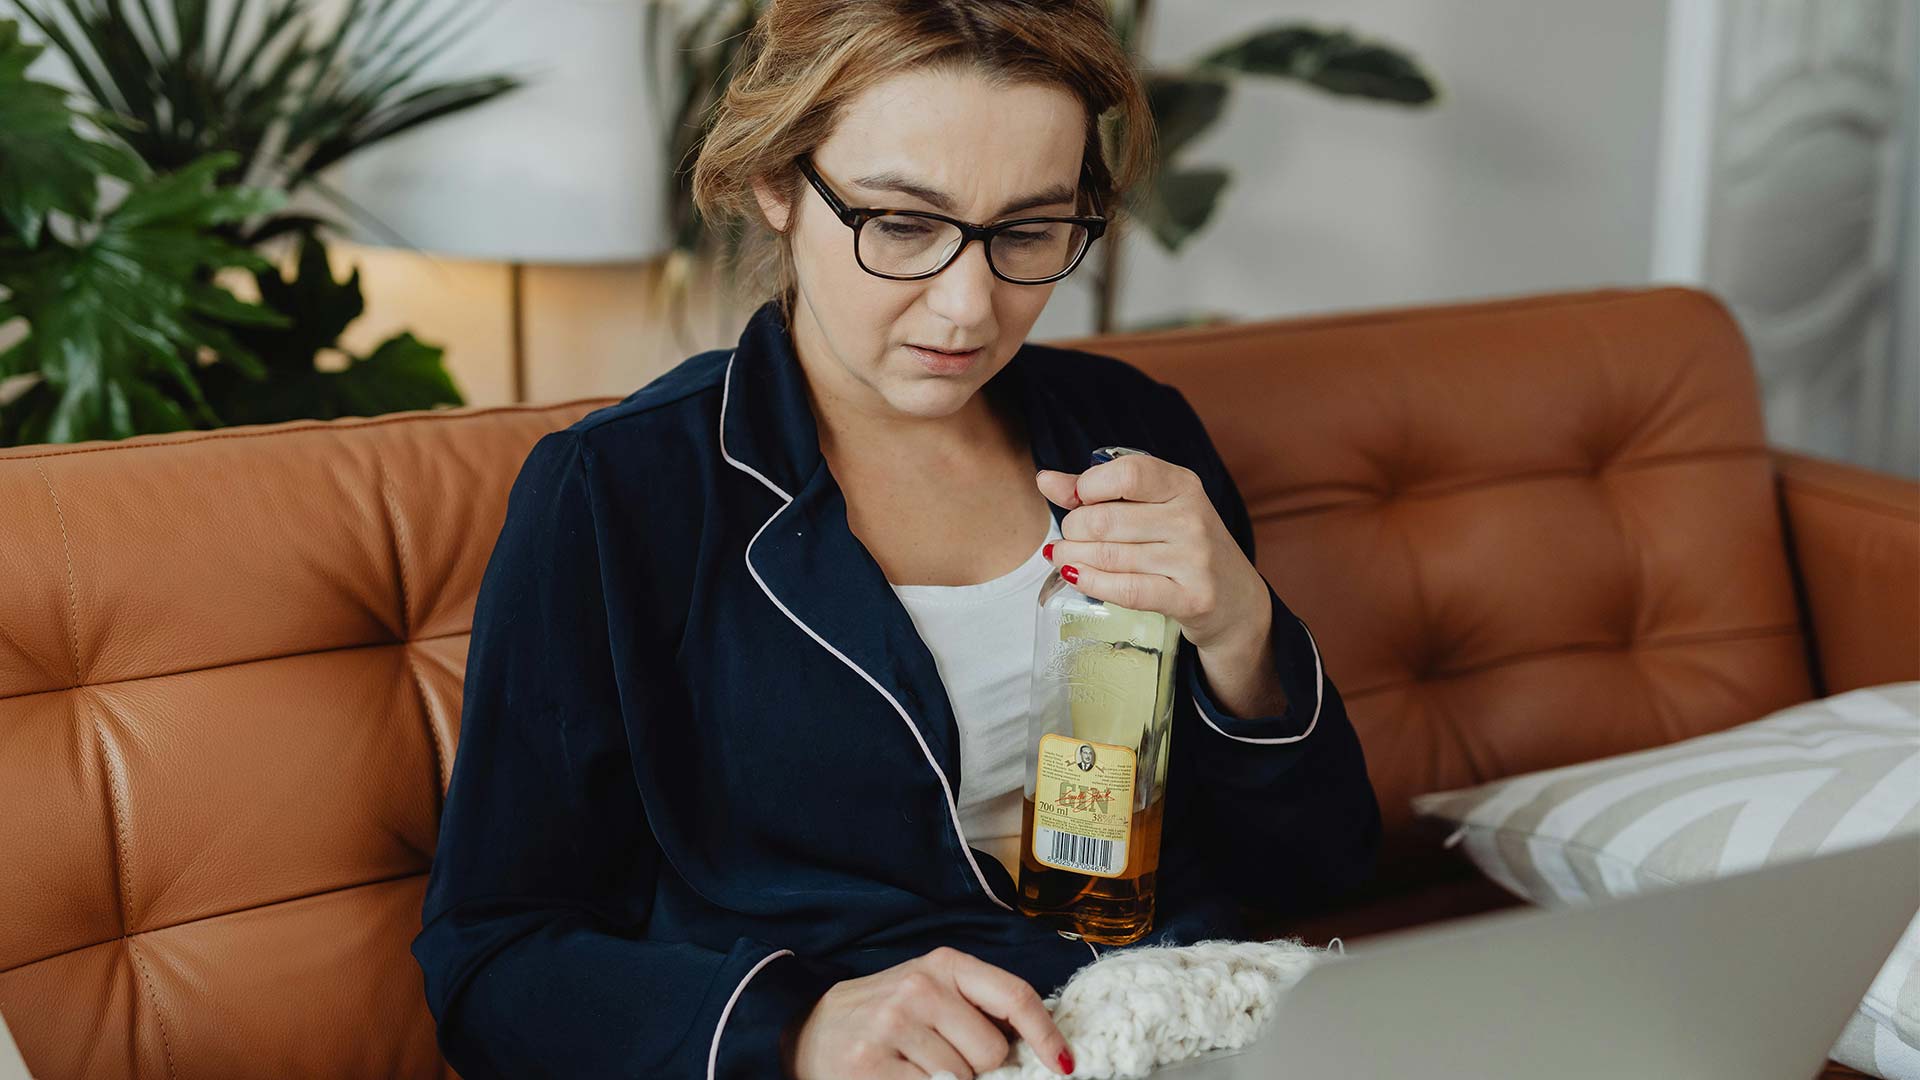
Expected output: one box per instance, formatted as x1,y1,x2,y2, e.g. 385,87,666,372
1042,542,1054,561
1062,565,1079,584
1058,1048,1075,1074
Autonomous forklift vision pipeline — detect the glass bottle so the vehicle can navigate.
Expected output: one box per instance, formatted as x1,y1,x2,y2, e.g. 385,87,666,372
1017,446,1181,945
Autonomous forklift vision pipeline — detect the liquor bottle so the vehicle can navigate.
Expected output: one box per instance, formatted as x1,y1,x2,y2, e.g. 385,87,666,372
1017,445,1181,945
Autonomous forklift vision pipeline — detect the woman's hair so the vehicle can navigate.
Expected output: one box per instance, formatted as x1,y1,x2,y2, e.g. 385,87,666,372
689,0,1157,324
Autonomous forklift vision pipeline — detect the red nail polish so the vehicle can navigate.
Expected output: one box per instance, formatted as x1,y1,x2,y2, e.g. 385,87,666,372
1061,565,1079,584
1042,542,1054,561
1059,1048,1075,1074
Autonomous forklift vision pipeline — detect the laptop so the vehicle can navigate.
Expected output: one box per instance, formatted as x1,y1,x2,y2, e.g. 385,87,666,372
0,1012,30,1080
1151,833,1919,1078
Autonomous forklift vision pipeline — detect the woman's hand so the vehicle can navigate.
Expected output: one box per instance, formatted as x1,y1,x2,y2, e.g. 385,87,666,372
1036,457,1270,655
782,946,1075,1079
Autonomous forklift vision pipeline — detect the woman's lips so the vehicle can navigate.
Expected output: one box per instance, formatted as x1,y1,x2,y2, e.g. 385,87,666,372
907,343,983,373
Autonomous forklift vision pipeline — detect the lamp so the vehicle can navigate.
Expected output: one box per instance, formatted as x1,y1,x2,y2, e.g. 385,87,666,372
302,0,672,403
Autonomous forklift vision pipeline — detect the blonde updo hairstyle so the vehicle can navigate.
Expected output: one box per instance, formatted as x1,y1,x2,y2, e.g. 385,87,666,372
689,0,1157,325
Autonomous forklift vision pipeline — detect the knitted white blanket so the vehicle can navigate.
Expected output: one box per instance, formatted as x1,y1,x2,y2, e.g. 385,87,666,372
931,936,1345,1080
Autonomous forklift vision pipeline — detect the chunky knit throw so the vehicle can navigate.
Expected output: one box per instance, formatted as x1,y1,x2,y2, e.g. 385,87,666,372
930,936,1345,1080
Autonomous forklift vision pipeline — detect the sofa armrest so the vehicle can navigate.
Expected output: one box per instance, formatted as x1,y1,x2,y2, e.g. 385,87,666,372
1770,447,1920,694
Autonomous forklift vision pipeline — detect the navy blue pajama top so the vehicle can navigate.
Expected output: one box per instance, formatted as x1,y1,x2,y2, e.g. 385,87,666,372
410,297,1383,1078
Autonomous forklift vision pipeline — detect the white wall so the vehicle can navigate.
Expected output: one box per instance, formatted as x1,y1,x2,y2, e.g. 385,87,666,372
1028,0,1918,480
1653,0,1916,477
1031,0,1673,340
1882,8,1920,479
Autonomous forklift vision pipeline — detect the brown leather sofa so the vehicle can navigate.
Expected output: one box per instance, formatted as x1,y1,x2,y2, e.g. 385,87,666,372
1,285,1911,1078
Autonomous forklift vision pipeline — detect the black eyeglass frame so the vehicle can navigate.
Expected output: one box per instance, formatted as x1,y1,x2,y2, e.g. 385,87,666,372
794,153,1109,284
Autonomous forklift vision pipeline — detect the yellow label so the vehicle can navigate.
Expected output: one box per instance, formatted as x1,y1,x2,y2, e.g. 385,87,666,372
1031,732,1135,878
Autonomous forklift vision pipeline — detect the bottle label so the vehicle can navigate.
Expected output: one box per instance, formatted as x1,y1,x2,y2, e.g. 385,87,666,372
1031,732,1135,878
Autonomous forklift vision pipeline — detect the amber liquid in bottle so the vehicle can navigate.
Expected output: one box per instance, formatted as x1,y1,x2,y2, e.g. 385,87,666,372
1018,792,1165,944
1017,445,1180,946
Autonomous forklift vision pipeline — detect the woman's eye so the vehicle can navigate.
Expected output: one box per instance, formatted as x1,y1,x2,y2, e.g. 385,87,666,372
1001,230,1049,245
877,221,930,238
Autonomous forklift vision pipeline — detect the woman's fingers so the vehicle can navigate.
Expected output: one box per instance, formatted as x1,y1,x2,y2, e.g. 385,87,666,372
1046,536,1183,576
1054,563,1183,617
1060,497,1190,544
892,1019,979,1079
923,985,1016,1075
877,969,983,1078
936,949,1073,1076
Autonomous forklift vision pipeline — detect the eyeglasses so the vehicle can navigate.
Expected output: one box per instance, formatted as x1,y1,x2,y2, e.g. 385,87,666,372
795,153,1108,285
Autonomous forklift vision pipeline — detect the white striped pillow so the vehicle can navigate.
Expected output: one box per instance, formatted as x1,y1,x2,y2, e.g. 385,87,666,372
1410,682,1920,1080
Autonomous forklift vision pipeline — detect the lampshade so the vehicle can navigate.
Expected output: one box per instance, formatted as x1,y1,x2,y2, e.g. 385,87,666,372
303,0,672,264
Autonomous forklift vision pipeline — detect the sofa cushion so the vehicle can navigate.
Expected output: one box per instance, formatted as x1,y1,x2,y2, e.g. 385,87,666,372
1409,682,1920,1078
1073,286,1822,898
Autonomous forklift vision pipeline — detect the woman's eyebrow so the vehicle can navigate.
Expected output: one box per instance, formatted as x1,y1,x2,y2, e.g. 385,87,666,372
848,169,1078,217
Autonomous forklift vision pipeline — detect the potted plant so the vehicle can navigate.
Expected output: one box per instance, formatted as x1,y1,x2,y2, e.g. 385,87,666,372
0,0,524,445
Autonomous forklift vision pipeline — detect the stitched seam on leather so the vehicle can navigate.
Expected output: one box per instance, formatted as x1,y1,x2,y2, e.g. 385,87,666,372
1574,304,1675,743
405,653,449,800
0,630,471,706
124,937,179,1078
1322,447,1770,510
372,449,450,807
373,450,414,641
1374,332,1480,777
2,870,431,975
88,706,133,927
1251,449,1772,522
1347,621,1804,699
1572,301,1704,467
31,461,82,685
0,626,472,703
30,462,177,1070
0,398,623,462
89,698,179,1076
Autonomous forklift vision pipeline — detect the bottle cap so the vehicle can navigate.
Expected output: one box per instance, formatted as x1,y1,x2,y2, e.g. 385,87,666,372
1087,445,1150,468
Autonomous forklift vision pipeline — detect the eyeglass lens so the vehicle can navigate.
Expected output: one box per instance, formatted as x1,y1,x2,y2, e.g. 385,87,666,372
859,214,1089,281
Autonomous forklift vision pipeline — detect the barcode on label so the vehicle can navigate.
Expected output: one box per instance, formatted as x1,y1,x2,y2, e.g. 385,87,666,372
1036,825,1121,875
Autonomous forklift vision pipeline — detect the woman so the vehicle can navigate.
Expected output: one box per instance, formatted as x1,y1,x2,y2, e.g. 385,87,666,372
411,2,1383,1078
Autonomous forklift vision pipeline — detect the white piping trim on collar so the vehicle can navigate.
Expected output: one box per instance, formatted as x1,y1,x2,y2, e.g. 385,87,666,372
718,351,1013,912
706,947,793,1080
1064,932,1100,963
1193,614,1324,744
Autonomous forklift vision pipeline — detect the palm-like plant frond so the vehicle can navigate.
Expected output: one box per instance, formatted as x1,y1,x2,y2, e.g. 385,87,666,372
9,0,525,245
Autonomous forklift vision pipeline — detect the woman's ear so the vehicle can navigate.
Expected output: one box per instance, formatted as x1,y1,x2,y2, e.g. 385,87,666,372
751,173,791,233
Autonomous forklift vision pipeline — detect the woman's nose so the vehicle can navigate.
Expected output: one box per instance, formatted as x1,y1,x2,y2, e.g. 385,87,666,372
922,236,999,319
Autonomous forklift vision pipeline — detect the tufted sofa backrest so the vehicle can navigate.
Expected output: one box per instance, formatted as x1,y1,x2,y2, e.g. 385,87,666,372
0,403,603,1077
1065,285,1817,891
0,285,1815,1075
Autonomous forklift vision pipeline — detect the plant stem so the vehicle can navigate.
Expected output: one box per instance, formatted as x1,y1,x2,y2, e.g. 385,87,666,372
1094,0,1153,335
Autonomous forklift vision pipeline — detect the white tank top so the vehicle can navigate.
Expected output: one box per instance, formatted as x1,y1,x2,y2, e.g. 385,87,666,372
887,510,1062,880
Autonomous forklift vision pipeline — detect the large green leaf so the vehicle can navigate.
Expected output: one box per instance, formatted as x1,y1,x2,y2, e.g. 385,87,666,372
1193,25,1439,105
196,230,462,425
1146,73,1229,164
16,0,524,245
0,18,148,245
0,148,291,443
1137,166,1229,253
202,327,460,426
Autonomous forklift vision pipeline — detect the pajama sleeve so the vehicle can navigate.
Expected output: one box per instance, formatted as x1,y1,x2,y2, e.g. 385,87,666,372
411,429,839,1079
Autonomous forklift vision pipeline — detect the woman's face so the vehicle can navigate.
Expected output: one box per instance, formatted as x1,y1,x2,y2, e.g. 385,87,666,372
754,68,1089,429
